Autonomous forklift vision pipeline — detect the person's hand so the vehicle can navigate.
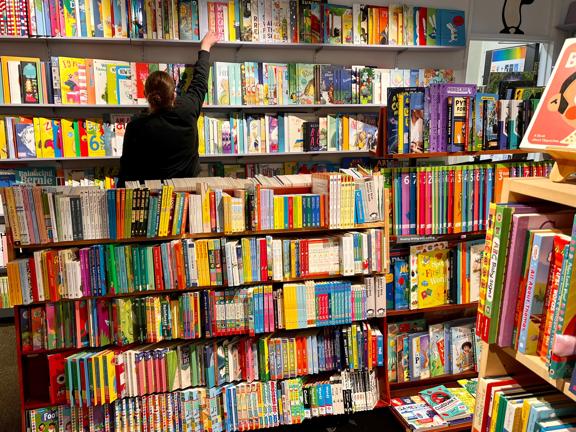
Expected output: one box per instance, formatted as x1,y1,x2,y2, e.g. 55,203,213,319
201,31,219,52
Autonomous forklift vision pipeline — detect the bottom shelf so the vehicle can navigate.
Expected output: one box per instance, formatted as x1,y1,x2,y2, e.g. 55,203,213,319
390,407,472,432
389,370,478,398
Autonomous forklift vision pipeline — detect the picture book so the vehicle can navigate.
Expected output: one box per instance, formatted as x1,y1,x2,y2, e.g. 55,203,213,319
409,332,430,380
393,257,409,310
450,324,475,373
387,319,426,382
391,396,448,430
523,39,576,149
437,10,465,46
429,323,445,377
409,242,448,310
417,248,449,309
419,385,471,422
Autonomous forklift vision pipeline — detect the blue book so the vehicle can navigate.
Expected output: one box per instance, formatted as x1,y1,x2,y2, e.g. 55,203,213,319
77,0,87,36
393,258,410,310
386,272,395,310
106,190,116,238
354,189,365,224
437,9,465,46
91,0,103,36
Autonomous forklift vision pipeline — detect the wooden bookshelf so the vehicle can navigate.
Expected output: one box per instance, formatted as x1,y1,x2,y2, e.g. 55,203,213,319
13,221,386,249
386,302,478,317
0,35,464,52
475,176,576,421
390,231,486,244
379,149,530,159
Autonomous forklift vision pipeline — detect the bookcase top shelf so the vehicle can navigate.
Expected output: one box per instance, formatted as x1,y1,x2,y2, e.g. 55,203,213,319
0,103,383,110
502,177,576,208
12,221,387,250
0,36,465,52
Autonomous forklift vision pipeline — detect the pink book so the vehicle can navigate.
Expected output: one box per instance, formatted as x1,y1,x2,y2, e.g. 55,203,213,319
497,211,575,347
426,169,433,235
418,171,426,235
401,170,410,235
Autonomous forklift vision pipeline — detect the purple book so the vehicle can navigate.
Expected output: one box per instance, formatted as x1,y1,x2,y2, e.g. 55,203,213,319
497,210,576,347
429,84,439,152
79,248,90,296
432,84,477,153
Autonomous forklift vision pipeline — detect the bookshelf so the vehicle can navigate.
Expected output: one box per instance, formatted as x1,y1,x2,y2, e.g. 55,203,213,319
4,179,391,431
476,177,576,412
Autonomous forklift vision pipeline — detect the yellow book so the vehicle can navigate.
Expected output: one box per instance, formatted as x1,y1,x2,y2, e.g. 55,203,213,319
273,196,282,230
201,186,211,233
242,237,252,283
351,324,358,369
60,118,77,157
200,241,210,286
228,0,236,41
342,115,349,151
38,118,55,158
284,284,296,329
417,249,449,308
0,117,6,159
222,193,232,233
85,119,105,157
106,64,119,104
101,0,113,37
397,93,405,153
58,57,85,104
105,351,117,402
294,195,302,228
198,115,206,154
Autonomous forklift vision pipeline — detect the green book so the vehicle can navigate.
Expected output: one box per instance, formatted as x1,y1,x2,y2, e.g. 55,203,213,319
166,348,179,391
485,205,513,343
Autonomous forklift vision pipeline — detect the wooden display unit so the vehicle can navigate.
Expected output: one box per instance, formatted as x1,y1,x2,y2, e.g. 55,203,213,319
476,177,576,409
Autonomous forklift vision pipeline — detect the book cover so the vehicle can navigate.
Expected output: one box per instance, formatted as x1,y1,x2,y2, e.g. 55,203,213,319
429,323,446,377
409,91,424,153
393,257,409,311
437,9,465,46
391,396,447,429
419,385,471,422
450,324,475,373
417,248,449,309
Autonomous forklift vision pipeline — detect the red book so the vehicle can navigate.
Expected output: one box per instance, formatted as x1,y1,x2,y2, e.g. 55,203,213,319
259,238,267,282
75,300,89,348
301,239,308,277
288,196,294,229
209,191,216,232
210,290,218,336
152,246,165,291
135,63,150,103
46,250,59,301
473,168,480,232
78,119,89,156
214,3,226,40
417,7,427,45
426,168,433,235
172,241,186,290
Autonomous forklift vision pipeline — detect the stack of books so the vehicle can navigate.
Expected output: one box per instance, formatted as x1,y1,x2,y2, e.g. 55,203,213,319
392,382,475,429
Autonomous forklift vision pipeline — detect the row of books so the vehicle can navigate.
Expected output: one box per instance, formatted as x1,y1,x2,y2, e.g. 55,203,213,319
207,62,454,106
27,370,379,432
7,229,386,304
19,278,384,351
387,318,480,384
476,205,576,379
7,0,466,48
199,112,378,155
385,161,554,236
0,56,189,105
1,171,386,245
59,324,383,407
473,376,576,432
392,383,475,430
0,54,454,106
385,83,543,154
0,115,130,159
389,239,483,311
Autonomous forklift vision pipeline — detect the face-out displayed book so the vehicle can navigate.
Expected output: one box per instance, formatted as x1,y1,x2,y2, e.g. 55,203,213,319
4,0,465,47
387,318,480,385
392,383,475,430
389,239,484,312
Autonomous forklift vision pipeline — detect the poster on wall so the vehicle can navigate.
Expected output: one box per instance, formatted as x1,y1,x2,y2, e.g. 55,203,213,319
521,38,576,150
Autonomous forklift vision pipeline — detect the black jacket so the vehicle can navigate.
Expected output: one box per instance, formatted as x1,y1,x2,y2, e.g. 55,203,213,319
117,50,210,187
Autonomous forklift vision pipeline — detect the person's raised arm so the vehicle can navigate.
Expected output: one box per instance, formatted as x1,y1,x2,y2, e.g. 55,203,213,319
175,31,219,117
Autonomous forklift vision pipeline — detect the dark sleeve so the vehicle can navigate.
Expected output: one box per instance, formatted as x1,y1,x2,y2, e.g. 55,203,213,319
174,50,210,118
117,121,138,187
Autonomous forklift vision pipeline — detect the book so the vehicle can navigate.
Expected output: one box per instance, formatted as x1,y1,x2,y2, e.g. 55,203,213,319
391,396,448,430
419,385,471,422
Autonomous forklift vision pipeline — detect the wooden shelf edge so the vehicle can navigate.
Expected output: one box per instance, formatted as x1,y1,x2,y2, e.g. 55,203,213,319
500,347,576,402
389,371,478,390
503,177,576,208
380,149,529,159
387,302,478,317
391,231,486,244
13,222,386,250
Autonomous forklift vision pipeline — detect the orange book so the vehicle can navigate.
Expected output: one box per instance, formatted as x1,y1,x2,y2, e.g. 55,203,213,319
493,164,511,203
453,167,463,233
378,7,389,45
85,59,96,104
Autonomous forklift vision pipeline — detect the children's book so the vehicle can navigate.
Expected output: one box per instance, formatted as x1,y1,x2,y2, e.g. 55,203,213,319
450,324,476,373
391,396,448,430
429,323,445,377
417,248,449,309
419,385,471,422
